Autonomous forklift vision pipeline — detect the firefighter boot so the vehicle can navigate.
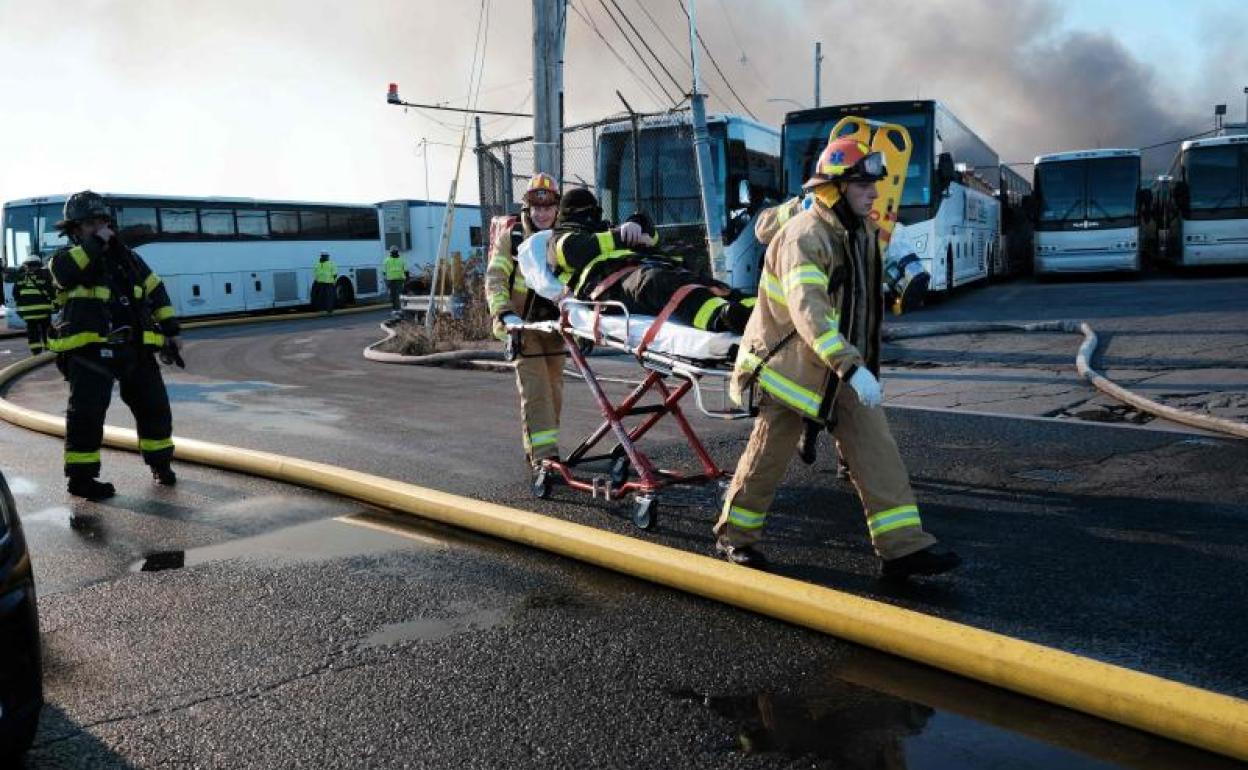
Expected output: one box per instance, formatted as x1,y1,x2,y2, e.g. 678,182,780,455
881,545,961,580
67,476,116,501
715,536,770,569
151,462,177,487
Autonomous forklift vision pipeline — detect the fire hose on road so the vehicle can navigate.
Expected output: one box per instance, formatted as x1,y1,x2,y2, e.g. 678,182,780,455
883,320,1248,440
2,329,1247,759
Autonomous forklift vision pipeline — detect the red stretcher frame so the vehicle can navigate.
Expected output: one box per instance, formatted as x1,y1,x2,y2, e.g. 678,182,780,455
511,302,751,531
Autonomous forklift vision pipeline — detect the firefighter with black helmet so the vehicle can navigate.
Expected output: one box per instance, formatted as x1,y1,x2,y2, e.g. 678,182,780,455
715,138,960,578
48,190,182,500
484,173,565,471
12,251,57,355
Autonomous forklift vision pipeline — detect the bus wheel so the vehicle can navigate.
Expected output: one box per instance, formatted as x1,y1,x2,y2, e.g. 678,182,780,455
335,279,355,308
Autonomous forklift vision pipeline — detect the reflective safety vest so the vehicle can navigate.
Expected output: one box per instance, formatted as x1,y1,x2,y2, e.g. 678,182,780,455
14,269,56,321
314,259,337,284
47,242,178,354
382,255,406,281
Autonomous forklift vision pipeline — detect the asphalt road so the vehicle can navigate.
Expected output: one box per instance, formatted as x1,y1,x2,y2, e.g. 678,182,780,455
881,272,1248,425
2,277,1247,768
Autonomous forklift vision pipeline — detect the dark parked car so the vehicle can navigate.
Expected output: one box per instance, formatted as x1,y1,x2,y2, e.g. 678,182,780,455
0,469,41,762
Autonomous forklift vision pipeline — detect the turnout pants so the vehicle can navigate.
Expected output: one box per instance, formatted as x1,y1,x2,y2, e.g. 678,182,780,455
600,266,753,333
63,345,174,480
515,330,566,465
313,282,335,313
23,317,51,355
716,390,937,560
387,280,404,311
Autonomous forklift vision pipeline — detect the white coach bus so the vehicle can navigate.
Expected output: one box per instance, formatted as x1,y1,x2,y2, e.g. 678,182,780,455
1160,134,1248,267
2,193,387,322
782,100,1001,295
1030,149,1143,275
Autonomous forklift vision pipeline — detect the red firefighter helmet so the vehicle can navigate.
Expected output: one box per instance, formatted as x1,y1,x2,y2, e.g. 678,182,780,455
803,137,886,189
523,172,560,207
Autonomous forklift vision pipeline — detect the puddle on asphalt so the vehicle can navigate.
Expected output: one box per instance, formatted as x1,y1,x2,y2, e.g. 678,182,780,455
6,476,39,496
361,607,510,648
127,512,448,573
163,379,282,404
676,648,1239,770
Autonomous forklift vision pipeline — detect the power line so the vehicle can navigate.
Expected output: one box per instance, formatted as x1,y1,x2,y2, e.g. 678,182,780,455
675,0,758,120
607,0,685,97
629,0,690,71
568,1,670,109
627,0,734,111
997,127,1225,168
594,0,680,105
715,0,769,92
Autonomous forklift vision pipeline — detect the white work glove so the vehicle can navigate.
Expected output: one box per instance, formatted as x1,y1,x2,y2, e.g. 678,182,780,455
501,313,523,330
848,368,883,409
616,221,653,247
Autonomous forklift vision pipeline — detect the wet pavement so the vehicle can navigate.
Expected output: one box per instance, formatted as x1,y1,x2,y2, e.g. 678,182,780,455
2,289,1248,767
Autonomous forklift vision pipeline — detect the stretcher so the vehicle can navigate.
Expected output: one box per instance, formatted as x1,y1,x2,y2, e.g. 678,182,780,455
506,299,753,531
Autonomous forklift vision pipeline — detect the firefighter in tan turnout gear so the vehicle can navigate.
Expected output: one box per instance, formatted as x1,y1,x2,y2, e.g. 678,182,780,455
715,137,960,578
485,173,565,471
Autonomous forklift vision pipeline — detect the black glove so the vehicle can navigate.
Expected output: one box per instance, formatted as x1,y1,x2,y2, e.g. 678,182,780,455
159,339,185,368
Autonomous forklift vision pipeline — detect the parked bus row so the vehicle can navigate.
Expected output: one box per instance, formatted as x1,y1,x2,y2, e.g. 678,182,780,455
2,194,482,325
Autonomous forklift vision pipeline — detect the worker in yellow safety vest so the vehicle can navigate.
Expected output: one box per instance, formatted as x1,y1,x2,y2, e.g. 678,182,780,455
715,136,960,579
313,251,337,315
382,246,408,311
484,173,565,473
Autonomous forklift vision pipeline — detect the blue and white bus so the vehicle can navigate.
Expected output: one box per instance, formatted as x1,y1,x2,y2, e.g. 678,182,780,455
1160,134,1248,267
1030,149,1143,275
595,111,782,289
782,100,1002,294
2,193,389,323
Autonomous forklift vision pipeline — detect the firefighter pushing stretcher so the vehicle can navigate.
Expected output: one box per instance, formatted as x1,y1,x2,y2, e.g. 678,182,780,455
715,124,960,578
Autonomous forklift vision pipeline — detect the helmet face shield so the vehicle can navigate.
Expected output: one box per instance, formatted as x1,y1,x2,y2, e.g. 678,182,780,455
858,151,886,180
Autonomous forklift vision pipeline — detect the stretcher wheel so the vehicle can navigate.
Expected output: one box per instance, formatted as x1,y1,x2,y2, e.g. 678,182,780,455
532,468,553,499
633,495,658,531
610,456,631,488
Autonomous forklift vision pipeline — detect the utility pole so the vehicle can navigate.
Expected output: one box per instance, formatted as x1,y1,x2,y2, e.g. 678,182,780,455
1243,86,1247,125
533,0,566,181
814,42,823,109
687,0,726,282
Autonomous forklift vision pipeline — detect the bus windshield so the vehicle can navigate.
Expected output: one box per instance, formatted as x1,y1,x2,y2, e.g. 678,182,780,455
597,123,726,229
783,111,932,213
1186,144,1246,215
1035,157,1139,230
3,202,66,267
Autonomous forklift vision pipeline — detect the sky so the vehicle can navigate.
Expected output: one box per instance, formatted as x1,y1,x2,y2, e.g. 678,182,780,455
0,0,1245,211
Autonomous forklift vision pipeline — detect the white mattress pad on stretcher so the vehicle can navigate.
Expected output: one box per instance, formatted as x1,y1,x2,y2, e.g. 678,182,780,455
565,303,740,363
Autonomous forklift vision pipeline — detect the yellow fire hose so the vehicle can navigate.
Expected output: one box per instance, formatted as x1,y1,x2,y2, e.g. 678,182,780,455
1,342,1246,759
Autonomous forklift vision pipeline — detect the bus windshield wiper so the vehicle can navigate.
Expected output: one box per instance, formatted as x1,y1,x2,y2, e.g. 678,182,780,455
1087,198,1114,220
1051,198,1084,222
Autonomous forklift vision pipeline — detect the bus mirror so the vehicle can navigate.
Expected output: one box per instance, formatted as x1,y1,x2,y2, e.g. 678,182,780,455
936,153,957,190
1172,181,1190,213
1137,188,1153,213
737,179,753,208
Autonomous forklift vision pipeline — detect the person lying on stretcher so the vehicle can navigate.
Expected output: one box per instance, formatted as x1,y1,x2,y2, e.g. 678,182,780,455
517,187,755,335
